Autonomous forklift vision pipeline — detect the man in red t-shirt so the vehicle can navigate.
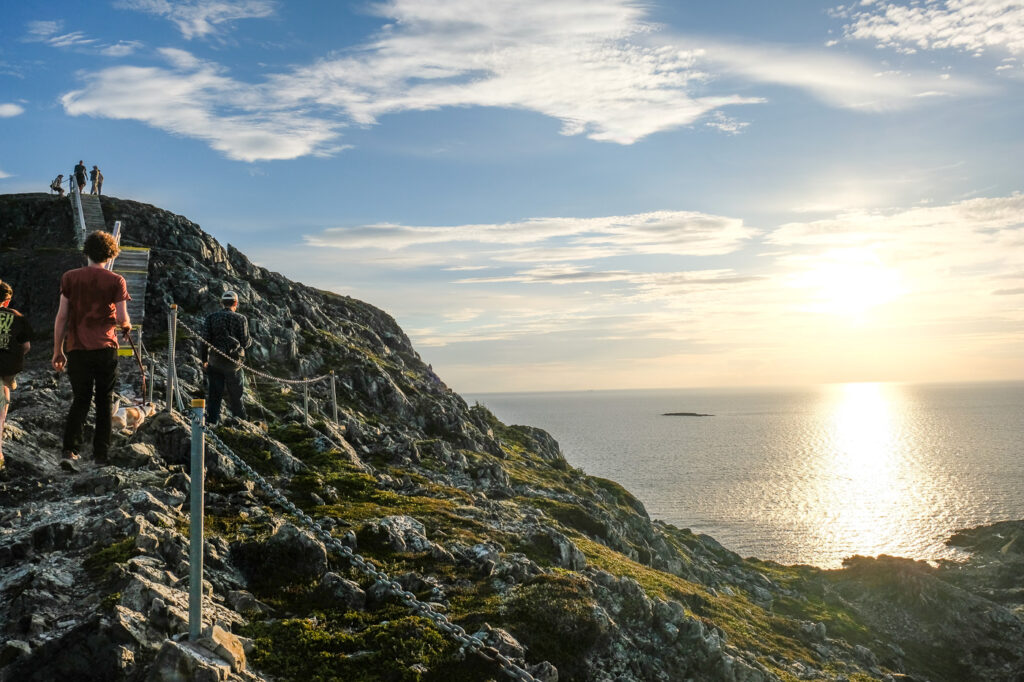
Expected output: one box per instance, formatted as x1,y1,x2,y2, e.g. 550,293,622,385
52,231,131,462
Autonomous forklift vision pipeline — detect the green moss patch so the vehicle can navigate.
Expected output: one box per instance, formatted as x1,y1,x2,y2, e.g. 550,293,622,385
83,537,138,580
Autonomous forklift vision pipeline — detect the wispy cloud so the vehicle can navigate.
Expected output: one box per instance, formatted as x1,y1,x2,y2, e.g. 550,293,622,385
116,0,276,40
703,39,984,110
54,0,986,160
25,20,98,48
306,210,757,261
269,0,763,145
25,20,142,56
0,167,11,179
101,41,144,57
61,48,342,162
838,0,1024,55
0,104,25,118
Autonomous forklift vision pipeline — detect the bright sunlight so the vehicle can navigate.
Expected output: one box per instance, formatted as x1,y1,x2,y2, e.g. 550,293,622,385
792,249,904,318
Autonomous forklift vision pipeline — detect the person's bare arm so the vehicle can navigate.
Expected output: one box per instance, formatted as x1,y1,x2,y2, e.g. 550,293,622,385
52,295,69,371
115,300,131,332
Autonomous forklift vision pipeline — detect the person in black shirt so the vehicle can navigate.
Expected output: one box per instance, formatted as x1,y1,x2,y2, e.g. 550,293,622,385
0,280,32,469
74,160,87,194
201,290,251,425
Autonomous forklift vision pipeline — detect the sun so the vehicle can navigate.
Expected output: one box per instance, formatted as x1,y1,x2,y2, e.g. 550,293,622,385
793,250,904,318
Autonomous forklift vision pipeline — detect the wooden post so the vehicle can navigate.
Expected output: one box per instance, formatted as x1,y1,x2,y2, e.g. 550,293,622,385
188,399,206,640
166,305,177,412
330,371,338,425
303,382,309,426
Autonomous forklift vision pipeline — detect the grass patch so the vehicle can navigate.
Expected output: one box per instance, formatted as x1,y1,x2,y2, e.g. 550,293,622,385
83,537,138,580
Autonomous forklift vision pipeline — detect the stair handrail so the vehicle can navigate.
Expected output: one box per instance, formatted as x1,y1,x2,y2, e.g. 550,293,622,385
70,169,87,246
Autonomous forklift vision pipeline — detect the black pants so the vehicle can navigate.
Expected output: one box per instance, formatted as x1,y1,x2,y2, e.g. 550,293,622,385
207,366,246,424
63,348,118,458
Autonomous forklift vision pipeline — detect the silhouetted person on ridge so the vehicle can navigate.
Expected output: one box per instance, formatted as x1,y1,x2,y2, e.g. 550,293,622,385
50,174,65,197
73,160,87,194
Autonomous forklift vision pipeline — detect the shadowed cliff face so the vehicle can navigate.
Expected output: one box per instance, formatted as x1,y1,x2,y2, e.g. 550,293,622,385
1,192,1023,682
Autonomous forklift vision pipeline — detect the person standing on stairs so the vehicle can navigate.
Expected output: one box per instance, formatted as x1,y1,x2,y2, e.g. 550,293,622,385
52,231,131,463
74,160,87,194
89,166,101,195
0,280,32,471
201,290,250,426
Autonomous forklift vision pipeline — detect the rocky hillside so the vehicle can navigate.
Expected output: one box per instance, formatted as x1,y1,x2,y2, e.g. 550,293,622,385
1,192,1023,682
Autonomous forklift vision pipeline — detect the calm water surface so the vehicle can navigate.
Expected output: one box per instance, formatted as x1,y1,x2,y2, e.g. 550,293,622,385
467,382,1024,568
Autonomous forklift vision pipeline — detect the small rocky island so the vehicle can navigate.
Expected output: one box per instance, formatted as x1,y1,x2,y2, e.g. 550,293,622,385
662,412,714,417
1,193,1022,682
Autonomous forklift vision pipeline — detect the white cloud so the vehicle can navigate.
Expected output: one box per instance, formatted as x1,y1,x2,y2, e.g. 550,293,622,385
306,210,756,260
116,0,276,40
61,49,341,161
705,111,750,134
0,167,11,179
25,20,97,48
768,193,1024,247
55,0,987,161
0,103,25,117
840,0,1024,55
101,40,144,57
267,0,763,145
703,39,984,110
25,20,142,56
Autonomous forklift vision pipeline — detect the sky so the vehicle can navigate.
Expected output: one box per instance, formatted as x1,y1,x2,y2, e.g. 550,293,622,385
1,0,1022,393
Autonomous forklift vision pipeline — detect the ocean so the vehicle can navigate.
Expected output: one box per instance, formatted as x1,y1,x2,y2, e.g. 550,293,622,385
467,381,1024,568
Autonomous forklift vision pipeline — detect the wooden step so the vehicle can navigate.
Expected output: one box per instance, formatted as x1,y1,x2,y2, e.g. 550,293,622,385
112,245,151,357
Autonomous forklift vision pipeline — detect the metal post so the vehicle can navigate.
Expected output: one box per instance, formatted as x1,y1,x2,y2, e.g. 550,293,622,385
188,399,206,641
166,305,177,412
147,360,155,405
330,371,338,425
303,382,309,425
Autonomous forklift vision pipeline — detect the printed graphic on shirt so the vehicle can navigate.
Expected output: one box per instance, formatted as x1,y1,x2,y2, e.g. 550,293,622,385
0,311,14,350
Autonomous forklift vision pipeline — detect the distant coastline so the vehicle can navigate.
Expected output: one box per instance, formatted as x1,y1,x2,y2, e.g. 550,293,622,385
661,412,713,417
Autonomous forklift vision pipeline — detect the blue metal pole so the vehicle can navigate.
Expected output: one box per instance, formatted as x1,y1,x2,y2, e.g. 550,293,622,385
189,399,206,641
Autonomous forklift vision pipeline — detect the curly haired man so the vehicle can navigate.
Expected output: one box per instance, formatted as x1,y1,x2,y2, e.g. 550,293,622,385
52,231,131,462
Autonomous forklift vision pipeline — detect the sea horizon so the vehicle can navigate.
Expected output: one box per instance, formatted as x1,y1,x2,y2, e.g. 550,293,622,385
468,379,1024,568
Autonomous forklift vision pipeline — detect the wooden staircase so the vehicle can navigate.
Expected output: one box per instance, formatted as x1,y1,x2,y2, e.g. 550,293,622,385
70,191,107,237
112,245,151,357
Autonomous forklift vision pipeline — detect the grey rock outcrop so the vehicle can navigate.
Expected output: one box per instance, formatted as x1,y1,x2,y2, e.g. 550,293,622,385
1,193,1023,682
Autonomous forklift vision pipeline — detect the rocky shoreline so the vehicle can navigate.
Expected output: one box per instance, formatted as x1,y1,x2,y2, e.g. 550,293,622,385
1,193,1023,681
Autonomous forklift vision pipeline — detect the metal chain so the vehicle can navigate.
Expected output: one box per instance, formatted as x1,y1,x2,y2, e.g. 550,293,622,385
176,317,331,386
200,424,537,682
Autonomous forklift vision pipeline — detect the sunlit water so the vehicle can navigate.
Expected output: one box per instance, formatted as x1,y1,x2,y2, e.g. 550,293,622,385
467,382,1024,568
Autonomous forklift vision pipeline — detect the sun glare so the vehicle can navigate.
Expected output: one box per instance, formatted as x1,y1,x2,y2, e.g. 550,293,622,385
793,251,904,318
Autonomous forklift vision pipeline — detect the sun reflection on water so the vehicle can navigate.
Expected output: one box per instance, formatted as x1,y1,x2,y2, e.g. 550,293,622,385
808,382,921,562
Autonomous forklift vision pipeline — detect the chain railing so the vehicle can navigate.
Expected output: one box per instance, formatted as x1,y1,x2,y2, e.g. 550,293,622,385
198,419,538,681
163,306,538,679
176,317,331,386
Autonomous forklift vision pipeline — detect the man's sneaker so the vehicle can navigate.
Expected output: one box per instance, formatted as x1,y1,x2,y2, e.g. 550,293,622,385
62,450,80,460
